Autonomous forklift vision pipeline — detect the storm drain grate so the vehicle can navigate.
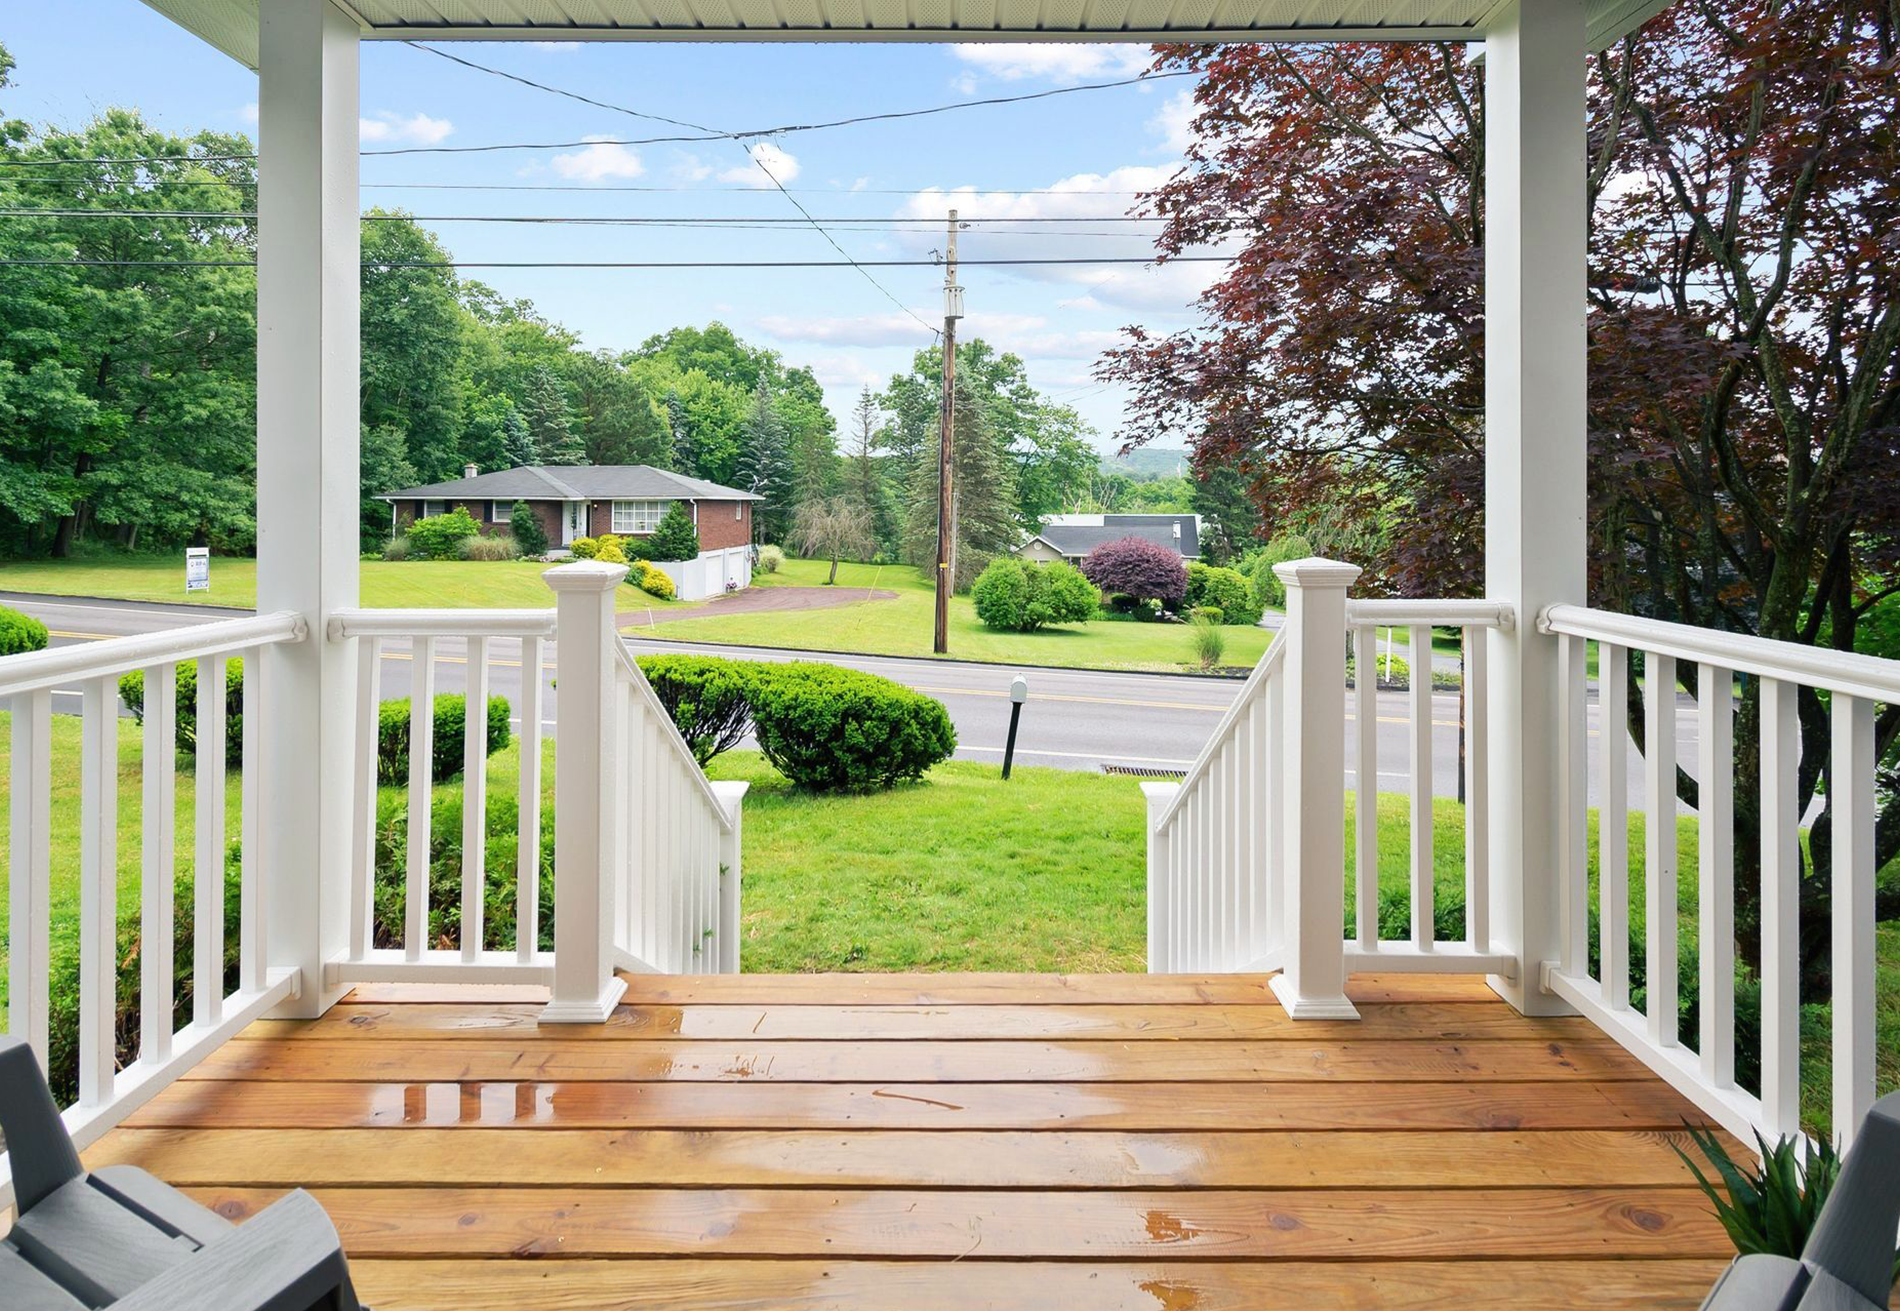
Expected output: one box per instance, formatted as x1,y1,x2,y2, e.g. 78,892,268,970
1101,764,1188,779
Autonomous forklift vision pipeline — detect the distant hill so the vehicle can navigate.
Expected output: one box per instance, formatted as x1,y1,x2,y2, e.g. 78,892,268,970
1103,447,1190,480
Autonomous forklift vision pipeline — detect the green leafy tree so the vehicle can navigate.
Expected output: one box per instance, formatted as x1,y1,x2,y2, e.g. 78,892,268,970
736,378,794,540
360,424,418,550
789,496,876,584
571,349,670,466
646,500,701,562
521,364,582,466
361,214,469,484
847,387,897,560
510,500,548,555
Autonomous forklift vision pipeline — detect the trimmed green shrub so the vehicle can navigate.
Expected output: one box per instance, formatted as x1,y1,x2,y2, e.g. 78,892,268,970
757,544,784,574
510,500,549,555
972,557,1100,632
1187,563,1260,625
569,535,601,560
120,658,247,762
595,541,629,565
376,694,512,785
0,604,50,656
405,507,481,560
749,662,956,791
636,654,756,764
631,559,676,599
1190,605,1224,624
648,501,701,562
459,532,521,561
1250,532,1314,610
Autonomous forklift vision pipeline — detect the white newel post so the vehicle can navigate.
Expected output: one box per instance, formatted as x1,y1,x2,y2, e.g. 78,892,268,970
1269,559,1360,1020
1483,0,1588,1016
257,0,360,1016
543,561,630,1022
1140,781,1181,972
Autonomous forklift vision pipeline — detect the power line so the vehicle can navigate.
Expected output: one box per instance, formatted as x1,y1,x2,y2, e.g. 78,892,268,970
0,255,1225,269
0,207,1177,225
2,176,1165,197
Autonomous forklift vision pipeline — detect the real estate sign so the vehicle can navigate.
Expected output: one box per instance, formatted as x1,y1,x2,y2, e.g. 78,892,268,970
185,547,210,593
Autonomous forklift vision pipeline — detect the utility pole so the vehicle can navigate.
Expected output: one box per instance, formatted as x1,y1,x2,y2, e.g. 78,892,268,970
933,208,963,655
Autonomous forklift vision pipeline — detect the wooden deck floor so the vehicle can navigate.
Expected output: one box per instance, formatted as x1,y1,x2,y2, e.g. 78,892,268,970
90,972,1740,1309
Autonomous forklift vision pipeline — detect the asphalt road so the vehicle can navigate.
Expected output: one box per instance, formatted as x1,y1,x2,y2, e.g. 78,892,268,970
4,591,1688,805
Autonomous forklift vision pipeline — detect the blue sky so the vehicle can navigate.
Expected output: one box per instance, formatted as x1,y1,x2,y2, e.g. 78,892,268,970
3,5,1219,449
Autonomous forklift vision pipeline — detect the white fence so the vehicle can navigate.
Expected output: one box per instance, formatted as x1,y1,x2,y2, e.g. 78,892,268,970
2,561,741,1198
4,612,307,1172
1539,604,1897,1148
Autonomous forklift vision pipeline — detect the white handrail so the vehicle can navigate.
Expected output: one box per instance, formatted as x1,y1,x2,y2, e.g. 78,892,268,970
327,608,556,640
1540,603,1900,703
1153,632,1284,832
1347,599,1514,629
0,611,306,698
613,638,736,832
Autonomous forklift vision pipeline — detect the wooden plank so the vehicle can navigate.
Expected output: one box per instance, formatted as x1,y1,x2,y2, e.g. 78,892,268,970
348,1258,1734,1311
603,972,1498,1006
186,1037,1657,1084
125,1077,1715,1133
189,1186,1732,1259
87,1127,1713,1189
244,1002,1605,1044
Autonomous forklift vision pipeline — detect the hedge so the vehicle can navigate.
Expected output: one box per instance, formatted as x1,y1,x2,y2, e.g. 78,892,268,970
377,694,513,785
405,507,481,560
120,659,248,762
0,604,50,656
1186,562,1261,625
636,654,757,764
972,558,1098,632
748,661,957,791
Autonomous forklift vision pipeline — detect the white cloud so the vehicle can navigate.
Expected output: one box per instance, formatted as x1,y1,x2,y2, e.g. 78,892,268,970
1152,89,1197,155
720,142,801,186
238,102,258,126
528,41,580,52
756,312,1121,363
672,152,715,181
359,111,455,146
850,177,872,192
551,136,646,182
950,44,1150,85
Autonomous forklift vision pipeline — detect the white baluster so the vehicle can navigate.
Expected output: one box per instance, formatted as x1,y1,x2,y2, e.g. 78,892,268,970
1409,624,1434,950
405,636,436,961
1247,691,1271,958
1696,663,1735,1089
1266,664,1287,962
461,636,490,962
1643,651,1678,1046
516,636,544,964
1143,785,1175,971
9,689,53,1068
621,684,641,957
712,781,748,974
1759,676,1800,1139
1830,692,1875,1146
1463,626,1489,952
239,651,264,994
1557,634,1588,975
1600,643,1629,1010
349,639,380,962
1353,625,1378,949
79,677,119,1107
1232,707,1252,966
194,657,227,1028
140,663,177,1066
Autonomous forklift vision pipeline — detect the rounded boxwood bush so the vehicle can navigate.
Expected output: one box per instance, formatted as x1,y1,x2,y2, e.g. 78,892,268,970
405,507,481,560
121,659,247,762
0,604,50,656
748,662,956,791
972,558,1031,629
376,694,512,785
973,557,1099,632
636,653,756,764
1187,563,1260,625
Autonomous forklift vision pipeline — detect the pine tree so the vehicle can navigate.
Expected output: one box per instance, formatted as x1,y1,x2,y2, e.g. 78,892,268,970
664,387,695,476
847,387,895,560
522,365,582,465
903,375,1019,591
735,378,792,541
500,407,538,468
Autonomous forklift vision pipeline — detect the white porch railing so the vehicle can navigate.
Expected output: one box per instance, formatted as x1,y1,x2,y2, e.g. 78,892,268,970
3,611,307,1177
1142,559,1515,1018
1538,605,1898,1149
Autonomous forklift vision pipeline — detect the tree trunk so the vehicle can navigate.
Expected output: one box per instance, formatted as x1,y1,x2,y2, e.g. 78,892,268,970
827,555,840,585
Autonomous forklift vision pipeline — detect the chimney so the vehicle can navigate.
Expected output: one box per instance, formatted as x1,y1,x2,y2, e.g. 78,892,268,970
1172,520,1181,541
464,463,478,479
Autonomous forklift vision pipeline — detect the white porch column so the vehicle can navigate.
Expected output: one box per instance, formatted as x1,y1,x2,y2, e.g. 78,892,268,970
1268,558,1360,1020
1483,0,1588,1015
257,0,360,1017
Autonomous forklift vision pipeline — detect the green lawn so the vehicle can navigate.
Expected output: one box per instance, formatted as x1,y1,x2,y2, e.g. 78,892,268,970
632,557,1278,673
0,552,690,613
4,707,1892,1137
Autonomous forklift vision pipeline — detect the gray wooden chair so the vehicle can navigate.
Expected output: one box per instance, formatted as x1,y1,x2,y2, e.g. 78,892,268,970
0,1034,365,1311
1700,1088,1900,1311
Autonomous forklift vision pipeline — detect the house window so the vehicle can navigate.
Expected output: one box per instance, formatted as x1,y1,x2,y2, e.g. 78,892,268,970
734,501,743,520
612,499,669,533
422,499,446,518
490,501,508,523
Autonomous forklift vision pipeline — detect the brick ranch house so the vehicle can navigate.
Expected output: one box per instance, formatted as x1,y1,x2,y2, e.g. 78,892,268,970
381,463,761,600
1014,513,1201,568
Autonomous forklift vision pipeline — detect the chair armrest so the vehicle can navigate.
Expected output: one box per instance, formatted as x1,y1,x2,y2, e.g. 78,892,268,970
0,1035,84,1214
110,1191,358,1311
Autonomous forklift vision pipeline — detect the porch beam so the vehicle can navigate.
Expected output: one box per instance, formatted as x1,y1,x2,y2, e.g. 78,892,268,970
1481,0,1588,1016
256,0,361,1017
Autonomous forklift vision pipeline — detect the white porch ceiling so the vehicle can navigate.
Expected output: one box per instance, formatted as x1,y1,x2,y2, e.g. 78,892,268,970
141,0,1673,69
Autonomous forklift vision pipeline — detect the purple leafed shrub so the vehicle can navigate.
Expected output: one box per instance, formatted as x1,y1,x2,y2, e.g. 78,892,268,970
1081,535,1189,608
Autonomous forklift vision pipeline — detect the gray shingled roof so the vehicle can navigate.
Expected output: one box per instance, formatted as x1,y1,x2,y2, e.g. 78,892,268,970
1030,515,1199,559
380,464,762,502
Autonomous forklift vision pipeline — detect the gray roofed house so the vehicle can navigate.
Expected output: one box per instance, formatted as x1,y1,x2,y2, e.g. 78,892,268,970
1014,513,1200,567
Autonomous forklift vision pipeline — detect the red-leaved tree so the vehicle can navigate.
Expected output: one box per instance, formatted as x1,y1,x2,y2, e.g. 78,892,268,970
1081,536,1189,608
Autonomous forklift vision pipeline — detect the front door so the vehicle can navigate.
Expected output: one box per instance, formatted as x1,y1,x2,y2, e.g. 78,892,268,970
563,501,586,546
